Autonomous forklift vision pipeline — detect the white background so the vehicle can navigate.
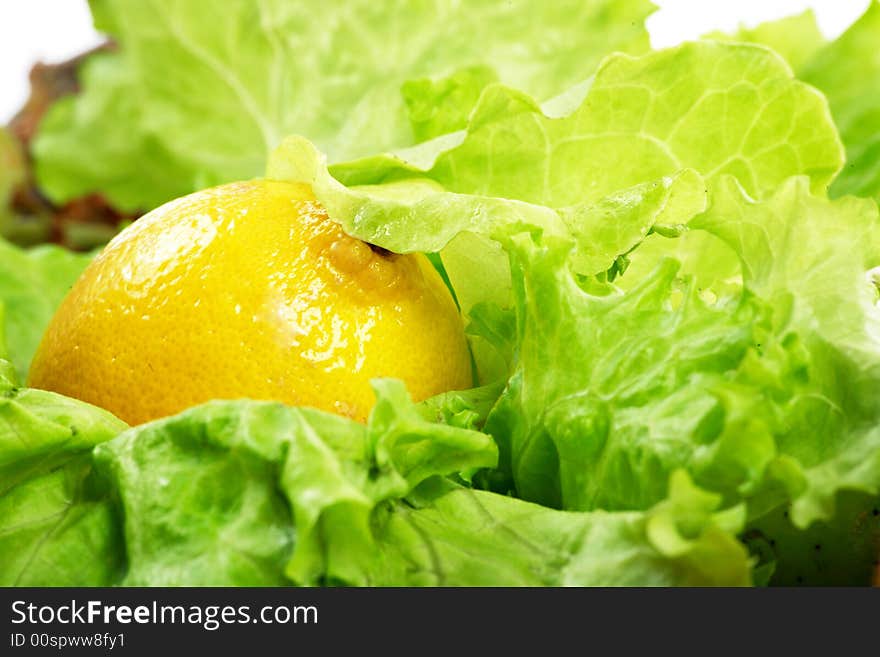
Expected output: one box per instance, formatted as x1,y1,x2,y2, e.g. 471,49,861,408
0,0,873,122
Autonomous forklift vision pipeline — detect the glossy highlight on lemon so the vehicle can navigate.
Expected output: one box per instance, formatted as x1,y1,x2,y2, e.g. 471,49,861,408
28,180,473,424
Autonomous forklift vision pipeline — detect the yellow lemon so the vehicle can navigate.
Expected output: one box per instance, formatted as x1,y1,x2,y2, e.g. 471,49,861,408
28,180,472,424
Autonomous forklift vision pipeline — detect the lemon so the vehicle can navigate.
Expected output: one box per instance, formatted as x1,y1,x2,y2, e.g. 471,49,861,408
28,180,472,424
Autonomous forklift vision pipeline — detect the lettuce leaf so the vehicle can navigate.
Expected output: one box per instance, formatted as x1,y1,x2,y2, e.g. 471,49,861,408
2,371,751,586
370,472,751,586
0,237,94,381
33,0,654,212
0,386,126,491
280,39,843,209
485,229,771,510
704,10,826,72
716,1,880,201
271,40,842,273
271,41,843,381
0,456,125,586
0,306,17,389
5,5,877,588
694,178,880,528
274,135,706,322
801,0,880,200
0,326,127,585
275,40,842,253
32,53,195,215
94,380,497,585
489,176,880,515
483,176,880,582
0,217,124,586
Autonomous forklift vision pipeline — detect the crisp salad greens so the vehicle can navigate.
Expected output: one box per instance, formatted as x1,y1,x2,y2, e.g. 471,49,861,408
33,0,654,211
0,240,93,381
712,3,880,202
2,0,880,586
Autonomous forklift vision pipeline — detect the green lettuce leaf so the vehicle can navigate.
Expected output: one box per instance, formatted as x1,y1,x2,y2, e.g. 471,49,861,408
402,66,501,143
720,2,880,201
417,382,506,432
704,10,826,72
0,386,126,491
0,364,127,585
3,374,751,586
483,176,880,582
93,403,298,586
801,0,880,200
0,456,124,586
33,0,654,212
32,53,196,214
279,39,843,219
485,230,771,511
0,237,94,382
6,3,876,588
369,472,751,586
693,177,880,528
94,379,497,585
1,376,502,587
272,134,706,309
271,41,843,383
0,306,17,390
